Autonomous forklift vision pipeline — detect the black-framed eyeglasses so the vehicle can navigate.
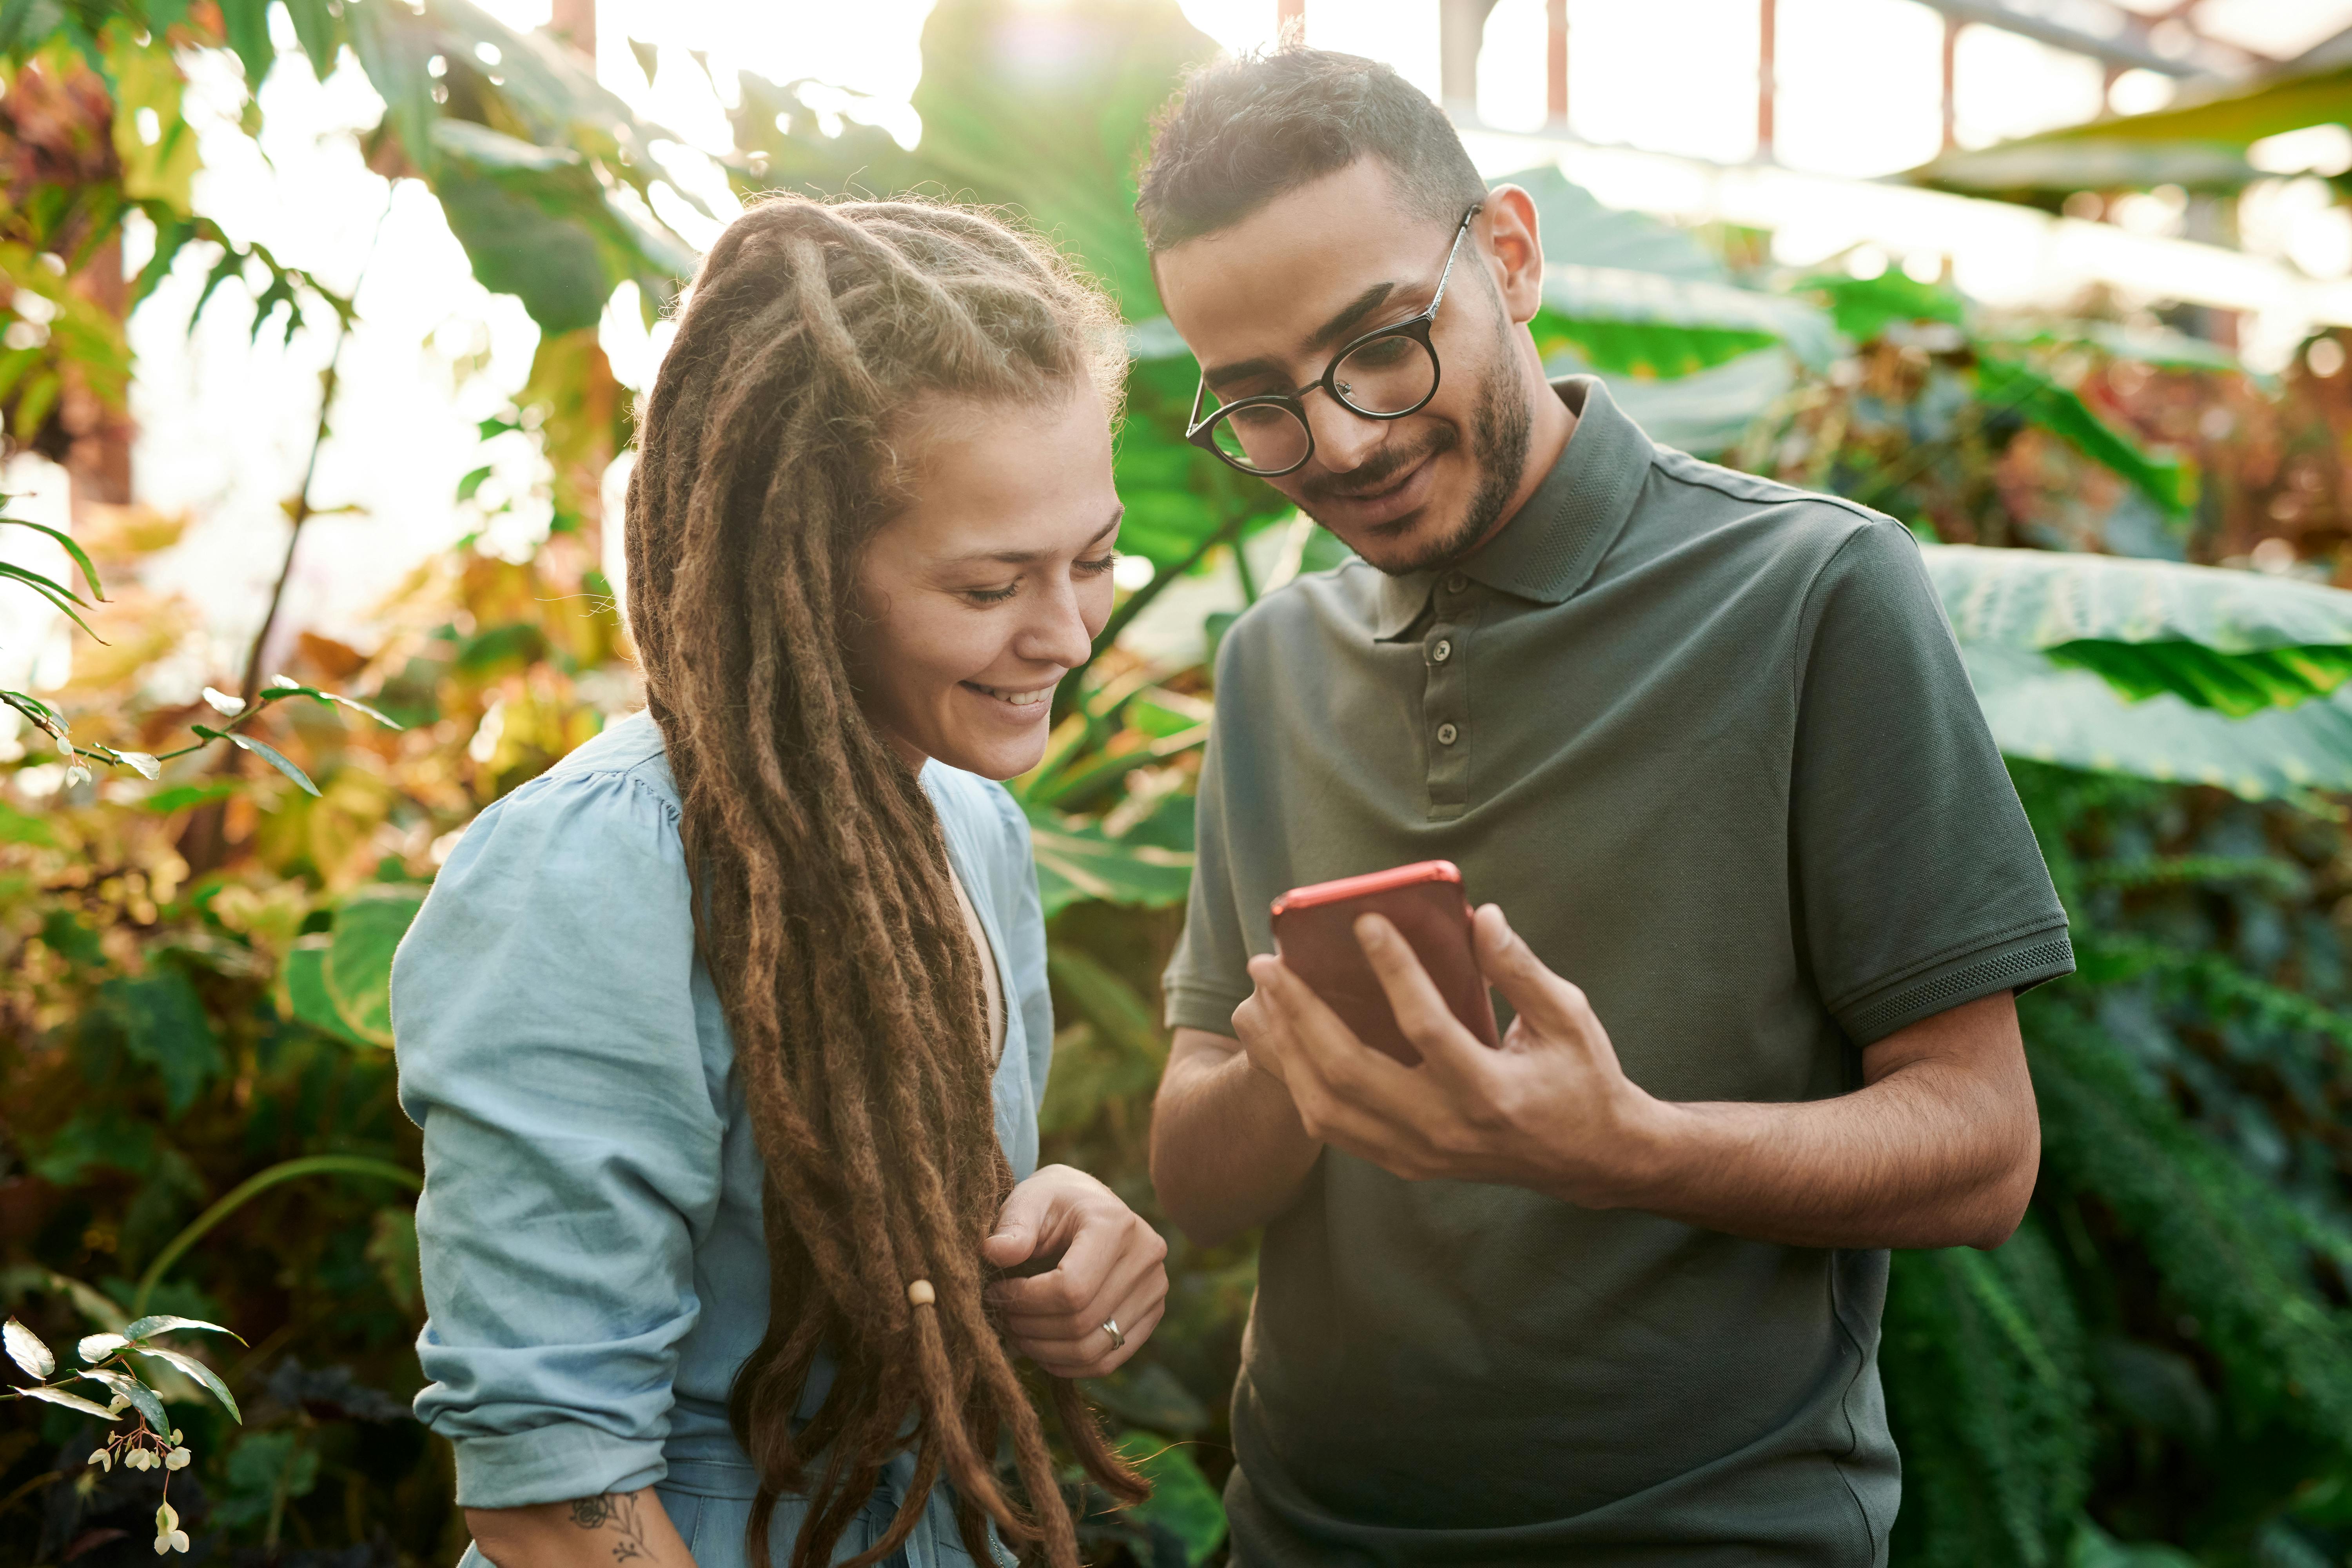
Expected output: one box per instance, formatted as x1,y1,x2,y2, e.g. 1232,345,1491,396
1185,203,1483,478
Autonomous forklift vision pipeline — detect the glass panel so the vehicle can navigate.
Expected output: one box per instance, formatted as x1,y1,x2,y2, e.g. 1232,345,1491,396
1210,402,1311,473
1332,332,1438,416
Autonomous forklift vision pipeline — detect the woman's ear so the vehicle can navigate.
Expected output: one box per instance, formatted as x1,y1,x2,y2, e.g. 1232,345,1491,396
1480,185,1547,327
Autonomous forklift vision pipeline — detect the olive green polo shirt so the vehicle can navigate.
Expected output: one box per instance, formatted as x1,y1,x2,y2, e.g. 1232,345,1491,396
1164,377,2072,1566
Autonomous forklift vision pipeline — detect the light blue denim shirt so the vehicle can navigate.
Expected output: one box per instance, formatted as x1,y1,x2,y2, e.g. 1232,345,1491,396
392,711,1049,1567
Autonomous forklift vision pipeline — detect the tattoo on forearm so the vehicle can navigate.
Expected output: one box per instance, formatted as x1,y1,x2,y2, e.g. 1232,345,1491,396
566,1493,651,1563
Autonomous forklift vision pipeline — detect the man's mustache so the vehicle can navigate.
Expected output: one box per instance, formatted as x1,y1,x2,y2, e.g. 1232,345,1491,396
1296,424,1458,506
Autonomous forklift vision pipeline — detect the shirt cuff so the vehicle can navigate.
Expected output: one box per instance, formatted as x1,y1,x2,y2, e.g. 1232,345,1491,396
1164,980,1250,1038
1832,922,2076,1047
450,1422,668,1508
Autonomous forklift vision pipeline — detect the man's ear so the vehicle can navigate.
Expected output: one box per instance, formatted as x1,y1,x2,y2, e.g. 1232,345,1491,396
1479,184,1545,327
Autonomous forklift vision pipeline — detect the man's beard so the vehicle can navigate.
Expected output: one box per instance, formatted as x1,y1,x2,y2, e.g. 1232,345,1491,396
1296,348,1534,578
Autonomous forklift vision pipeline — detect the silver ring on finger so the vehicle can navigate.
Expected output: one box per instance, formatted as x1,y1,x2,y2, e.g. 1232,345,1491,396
1101,1318,1125,1351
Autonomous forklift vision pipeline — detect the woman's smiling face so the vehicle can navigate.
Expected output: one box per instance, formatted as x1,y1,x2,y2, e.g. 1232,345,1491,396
852,383,1122,781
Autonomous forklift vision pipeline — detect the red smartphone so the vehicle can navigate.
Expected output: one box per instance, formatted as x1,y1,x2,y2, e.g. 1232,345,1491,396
1269,860,1501,1066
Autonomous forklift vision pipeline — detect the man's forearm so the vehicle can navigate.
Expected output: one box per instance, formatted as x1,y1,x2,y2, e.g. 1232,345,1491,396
469,1491,692,1568
1607,1051,2039,1251
1150,1028,1322,1246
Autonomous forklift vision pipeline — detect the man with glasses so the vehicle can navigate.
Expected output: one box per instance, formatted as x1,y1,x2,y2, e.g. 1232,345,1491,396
1140,47,2071,1567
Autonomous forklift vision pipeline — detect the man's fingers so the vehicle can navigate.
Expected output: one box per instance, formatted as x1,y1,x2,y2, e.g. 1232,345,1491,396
1353,914,1489,1080
1473,904,1587,1039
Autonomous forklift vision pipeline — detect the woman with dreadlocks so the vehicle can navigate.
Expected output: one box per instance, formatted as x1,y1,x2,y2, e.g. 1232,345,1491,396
390,195,1168,1568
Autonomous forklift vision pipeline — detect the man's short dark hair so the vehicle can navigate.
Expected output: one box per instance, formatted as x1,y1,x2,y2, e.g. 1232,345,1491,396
1135,47,1488,254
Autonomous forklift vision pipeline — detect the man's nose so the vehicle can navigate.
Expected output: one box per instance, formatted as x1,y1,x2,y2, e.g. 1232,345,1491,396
1303,390,1383,476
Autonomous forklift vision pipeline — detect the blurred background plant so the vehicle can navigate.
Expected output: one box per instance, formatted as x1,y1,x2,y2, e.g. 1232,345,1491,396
11,1,2352,1565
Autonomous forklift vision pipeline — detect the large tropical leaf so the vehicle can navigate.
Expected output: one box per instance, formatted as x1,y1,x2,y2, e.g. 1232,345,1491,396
1027,808,1194,918
1904,62,2352,201
1926,545,2352,797
1974,358,2196,518
1534,265,1837,379
1499,165,1729,282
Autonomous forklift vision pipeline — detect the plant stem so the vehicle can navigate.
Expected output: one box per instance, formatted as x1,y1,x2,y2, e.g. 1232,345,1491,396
131,1155,421,1320
237,211,385,707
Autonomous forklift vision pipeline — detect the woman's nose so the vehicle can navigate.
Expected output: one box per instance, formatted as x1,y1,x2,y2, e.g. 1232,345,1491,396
1020,578,1097,670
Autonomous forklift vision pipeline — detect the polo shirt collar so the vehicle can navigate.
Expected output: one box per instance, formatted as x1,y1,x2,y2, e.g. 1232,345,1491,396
1372,376,1651,640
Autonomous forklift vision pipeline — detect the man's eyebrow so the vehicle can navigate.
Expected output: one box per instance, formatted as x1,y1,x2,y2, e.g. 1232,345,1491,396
938,509,1123,567
1202,281,1400,390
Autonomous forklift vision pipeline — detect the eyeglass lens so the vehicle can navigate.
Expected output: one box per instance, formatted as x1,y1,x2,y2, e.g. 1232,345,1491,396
1205,334,1439,475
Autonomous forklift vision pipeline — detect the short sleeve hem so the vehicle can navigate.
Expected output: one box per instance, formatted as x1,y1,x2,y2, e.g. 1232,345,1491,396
1165,982,1248,1038
451,1423,666,1508
1834,922,2075,1047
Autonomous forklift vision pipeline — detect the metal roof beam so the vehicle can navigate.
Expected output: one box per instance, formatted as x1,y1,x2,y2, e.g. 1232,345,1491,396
1913,0,2224,79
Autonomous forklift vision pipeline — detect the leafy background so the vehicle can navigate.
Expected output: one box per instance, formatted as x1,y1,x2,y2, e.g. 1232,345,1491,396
9,2,2352,1566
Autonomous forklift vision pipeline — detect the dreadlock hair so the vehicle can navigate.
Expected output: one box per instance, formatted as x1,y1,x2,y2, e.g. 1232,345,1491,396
622,193,1142,1568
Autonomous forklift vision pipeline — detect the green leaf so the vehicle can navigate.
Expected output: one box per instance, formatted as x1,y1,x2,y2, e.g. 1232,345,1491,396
1027,811,1194,918
217,0,275,90
1974,358,2196,517
343,0,438,174
5,1316,54,1379
1926,545,2352,795
1047,947,1165,1069
366,1207,421,1316
432,162,613,336
123,1315,242,1344
1113,1431,1227,1565
324,887,427,1048
223,731,318,795
97,970,225,1118
281,0,341,83
78,1367,166,1432
627,35,658,82
16,1383,119,1420
456,463,493,502
2,513,103,600
1534,267,1831,378
283,936,371,1047
432,117,585,173
126,1345,241,1423
2043,641,2352,717
1501,165,1729,281
1797,270,1964,345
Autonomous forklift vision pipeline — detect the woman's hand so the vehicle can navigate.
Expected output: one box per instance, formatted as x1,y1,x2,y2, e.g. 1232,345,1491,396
983,1164,1169,1377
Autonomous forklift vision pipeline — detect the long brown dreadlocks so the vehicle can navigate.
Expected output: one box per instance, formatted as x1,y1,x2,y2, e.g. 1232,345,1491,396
621,195,1143,1568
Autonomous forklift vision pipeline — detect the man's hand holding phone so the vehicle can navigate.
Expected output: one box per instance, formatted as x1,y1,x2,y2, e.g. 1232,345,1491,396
1236,904,1666,1205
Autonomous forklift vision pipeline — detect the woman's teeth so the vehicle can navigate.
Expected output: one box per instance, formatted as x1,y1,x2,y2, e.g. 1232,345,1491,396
972,683,1051,707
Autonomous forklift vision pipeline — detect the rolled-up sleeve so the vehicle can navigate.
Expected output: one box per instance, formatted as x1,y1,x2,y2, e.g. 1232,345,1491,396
391,767,721,1507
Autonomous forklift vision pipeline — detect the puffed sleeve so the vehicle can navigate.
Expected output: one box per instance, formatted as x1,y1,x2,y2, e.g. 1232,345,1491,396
390,766,722,1507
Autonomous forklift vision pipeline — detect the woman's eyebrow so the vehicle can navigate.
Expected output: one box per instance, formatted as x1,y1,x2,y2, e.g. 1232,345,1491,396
938,508,1124,567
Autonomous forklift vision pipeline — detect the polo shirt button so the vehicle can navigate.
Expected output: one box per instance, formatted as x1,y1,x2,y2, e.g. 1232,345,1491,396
1432,638,1453,664
1444,572,1469,593
1437,722,1459,746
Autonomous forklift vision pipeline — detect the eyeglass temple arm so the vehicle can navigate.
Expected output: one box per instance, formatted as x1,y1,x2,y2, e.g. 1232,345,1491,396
1428,203,1483,314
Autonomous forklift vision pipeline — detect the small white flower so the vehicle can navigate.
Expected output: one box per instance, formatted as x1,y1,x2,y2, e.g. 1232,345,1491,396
126,1446,149,1470
107,1394,129,1413
88,1447,110,1472
169,1429,182,1444
153,1501,189,1555
164,1446,190,1470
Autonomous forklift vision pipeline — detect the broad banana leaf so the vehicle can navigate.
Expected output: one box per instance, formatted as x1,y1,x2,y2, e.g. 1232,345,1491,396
1925,545,2352,797
1499,165,1730,282
1596,349,1794,456
1534,265,1838,379
1904,61,2352,200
